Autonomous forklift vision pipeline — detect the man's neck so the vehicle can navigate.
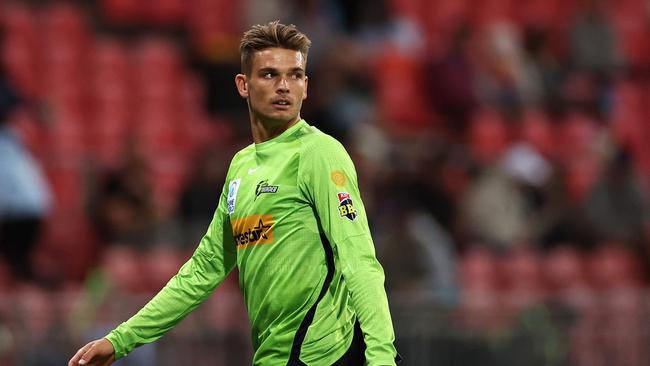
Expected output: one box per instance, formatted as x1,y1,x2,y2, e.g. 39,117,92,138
250,116,301,143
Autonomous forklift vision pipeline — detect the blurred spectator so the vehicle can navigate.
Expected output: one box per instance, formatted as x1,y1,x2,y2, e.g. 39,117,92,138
426,23,478,139
568,0,623,77
178,146,230,248
88,142,155,248
460,165,528,250
522,27,564,115
475,20,542,115
0,54,51,281
582,150,650,269
566,0,623,118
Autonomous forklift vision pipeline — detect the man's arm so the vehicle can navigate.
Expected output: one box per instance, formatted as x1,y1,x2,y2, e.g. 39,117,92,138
69,182,237,366
299,136,398,366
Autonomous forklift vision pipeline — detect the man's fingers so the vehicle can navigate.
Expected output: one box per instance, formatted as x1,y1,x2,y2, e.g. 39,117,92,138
69,343,92,366
79,344,98,365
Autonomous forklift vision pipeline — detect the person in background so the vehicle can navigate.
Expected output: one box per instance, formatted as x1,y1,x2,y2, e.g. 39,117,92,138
0,28,51,281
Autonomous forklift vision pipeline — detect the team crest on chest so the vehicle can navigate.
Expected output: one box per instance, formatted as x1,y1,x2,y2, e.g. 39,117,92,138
337,192,357,221
254,180,279,201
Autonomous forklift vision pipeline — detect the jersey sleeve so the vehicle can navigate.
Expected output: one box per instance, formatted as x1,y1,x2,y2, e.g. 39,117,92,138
104,181,237,359
299,136,398,366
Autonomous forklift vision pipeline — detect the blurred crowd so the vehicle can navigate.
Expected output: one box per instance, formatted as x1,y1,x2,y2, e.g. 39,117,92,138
1,0,650,364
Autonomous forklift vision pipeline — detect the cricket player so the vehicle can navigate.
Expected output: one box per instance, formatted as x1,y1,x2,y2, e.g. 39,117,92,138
69,21,399,366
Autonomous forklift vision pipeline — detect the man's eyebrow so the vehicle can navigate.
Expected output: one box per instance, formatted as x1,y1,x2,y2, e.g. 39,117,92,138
257,67,305,73
257,67,278,73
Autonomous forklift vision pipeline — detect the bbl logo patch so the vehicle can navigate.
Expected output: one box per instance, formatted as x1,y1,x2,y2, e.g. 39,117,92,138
337,192,357,221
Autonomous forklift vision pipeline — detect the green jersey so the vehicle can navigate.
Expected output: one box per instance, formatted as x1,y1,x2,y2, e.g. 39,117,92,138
105,120,398,365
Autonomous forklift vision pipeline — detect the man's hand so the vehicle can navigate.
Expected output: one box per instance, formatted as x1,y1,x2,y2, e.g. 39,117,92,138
68,338,116,366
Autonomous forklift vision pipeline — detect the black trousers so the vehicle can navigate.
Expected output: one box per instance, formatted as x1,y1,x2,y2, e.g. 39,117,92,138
0,216,42,280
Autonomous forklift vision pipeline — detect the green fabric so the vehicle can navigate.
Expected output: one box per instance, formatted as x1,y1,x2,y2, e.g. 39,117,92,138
105,120,397,365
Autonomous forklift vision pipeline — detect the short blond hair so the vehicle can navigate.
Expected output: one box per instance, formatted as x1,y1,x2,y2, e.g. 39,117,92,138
239,21,311,75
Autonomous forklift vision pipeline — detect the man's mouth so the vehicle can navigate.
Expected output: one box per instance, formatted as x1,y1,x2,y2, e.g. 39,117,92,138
272,99,291,109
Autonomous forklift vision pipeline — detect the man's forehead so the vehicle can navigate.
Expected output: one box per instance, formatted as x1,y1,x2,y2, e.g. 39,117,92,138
251,48,305,70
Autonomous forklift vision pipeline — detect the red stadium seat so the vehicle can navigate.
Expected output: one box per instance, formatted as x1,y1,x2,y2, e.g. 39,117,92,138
100,246,146,293
91,38,130,87
469,0,514,28
373,45,435,133
500,247,545,309
459,245,500,292
187,0,243,51
520,109,555,159
467,108,509,163
1,4,40,96
558,112,598,159
144,246,184,291
588,244,643,290
543,246,589,293
610,0,650,66
563,152,601,202
1,2,39,40
100,0,141,24
144,0,187,26
1,36,41,97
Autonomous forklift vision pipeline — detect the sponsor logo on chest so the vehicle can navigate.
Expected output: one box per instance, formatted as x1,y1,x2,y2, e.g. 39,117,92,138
231,214,275,249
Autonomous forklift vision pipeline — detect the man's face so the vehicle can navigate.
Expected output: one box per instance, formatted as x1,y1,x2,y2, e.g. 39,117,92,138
236,47,308,125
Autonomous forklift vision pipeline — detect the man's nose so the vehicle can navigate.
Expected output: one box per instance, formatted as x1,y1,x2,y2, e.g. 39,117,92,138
277,77,289,93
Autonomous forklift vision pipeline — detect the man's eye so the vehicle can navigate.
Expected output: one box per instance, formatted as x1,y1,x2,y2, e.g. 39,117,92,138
263,73,273,78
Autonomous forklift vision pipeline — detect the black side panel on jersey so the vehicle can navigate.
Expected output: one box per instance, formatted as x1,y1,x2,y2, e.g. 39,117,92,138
286,233,335,366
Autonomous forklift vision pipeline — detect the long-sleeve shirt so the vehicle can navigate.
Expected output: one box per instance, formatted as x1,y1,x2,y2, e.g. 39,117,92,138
105,119,398,365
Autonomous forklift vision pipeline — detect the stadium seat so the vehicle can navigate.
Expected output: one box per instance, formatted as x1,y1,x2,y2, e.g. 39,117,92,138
459,245,500,292
187,0,243,52
563,152,600,202
144,0,187,26
520,109,555,158
469,0,514,28
587,244,643,290
1,2,39,40
458,246,509,331
467,108,509,163
1,37,40,97
500,247,545,309
91,38,130,87
543,246,589,292
99,0,141,24
144,246,184,291
374,45,434,132
610,0,650,66
101,246,145,293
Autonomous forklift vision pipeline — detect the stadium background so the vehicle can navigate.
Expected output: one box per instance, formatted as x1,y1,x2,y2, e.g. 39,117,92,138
1,0,650,364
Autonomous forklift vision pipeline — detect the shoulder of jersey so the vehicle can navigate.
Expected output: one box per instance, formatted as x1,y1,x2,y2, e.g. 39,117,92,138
298,125,345,154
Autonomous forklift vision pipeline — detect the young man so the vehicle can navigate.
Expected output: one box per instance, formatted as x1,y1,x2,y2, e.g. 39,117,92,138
69,21,399,366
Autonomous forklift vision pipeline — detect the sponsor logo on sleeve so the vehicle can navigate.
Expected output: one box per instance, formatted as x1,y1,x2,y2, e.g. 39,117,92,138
227,178,241,215
331,170,347,186
254,180,279,201
231,214,274,249
337,192,357,221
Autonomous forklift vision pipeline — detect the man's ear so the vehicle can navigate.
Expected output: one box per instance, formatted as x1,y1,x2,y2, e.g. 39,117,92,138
303,75,308,101
235,74,248,98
